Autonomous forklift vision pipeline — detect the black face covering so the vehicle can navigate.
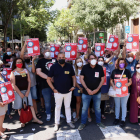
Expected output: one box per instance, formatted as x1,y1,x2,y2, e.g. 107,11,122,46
80,52,84,55
58,59,65,64
106,54,111,58
25,59,30,63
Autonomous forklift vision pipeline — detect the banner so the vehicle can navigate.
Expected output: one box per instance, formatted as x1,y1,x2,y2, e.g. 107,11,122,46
65,43,77,60
103,67,107,85
126,34,139,52
78,37,88,52
95,43,105,57
0,82,15,104
50,44,60,58
106,35,119,51
2,68,12,81
27,38,40,56
114,78,128,97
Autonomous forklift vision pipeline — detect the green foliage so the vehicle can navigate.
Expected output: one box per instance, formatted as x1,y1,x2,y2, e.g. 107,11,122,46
71,0,139,29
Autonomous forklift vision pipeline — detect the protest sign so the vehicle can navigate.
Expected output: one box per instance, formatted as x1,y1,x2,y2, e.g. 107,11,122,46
2,68,12,81
78,37,88,52
95,43,105,57
50,44,60,58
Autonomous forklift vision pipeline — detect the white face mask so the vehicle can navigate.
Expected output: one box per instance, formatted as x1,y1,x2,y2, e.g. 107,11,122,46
77,62,83,67
98,61,104,66
90,59,97,65
136,68,140,73
127,57,133,62
45,52,51,58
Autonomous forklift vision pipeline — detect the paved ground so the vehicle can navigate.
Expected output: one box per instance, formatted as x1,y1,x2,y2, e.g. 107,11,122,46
2,104,140,140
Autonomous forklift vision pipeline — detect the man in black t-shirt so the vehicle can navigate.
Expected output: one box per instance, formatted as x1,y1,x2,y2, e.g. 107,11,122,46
47,53,76,131
36,47,56,122
78,53,105,130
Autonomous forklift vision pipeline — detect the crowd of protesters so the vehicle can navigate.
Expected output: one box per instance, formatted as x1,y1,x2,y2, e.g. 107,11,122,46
0,39,140,138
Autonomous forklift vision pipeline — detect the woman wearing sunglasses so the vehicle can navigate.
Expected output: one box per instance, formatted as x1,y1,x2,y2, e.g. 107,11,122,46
130,62,140,124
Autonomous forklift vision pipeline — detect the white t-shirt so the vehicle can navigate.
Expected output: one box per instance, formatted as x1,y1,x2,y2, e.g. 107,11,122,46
76,69,81,84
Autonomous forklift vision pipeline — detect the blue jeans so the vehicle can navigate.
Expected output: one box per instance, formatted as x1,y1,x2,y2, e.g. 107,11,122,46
114,94,130,121
42,88,53,115
30,86,37,99
7,103,12,115
81,93,101,124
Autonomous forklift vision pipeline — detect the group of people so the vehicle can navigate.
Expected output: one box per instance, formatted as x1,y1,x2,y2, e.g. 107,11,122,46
0,39,140,138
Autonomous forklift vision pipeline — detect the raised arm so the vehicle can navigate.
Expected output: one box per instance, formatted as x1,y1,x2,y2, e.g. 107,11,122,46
20,40,27,60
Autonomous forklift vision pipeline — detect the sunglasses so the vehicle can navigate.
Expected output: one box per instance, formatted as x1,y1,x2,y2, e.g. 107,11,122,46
136,67,140,69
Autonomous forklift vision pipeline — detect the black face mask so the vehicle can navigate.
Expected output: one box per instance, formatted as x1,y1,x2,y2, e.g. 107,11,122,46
106,54,111,58
58,59,65,64
25,59,30,63
80,52,84,55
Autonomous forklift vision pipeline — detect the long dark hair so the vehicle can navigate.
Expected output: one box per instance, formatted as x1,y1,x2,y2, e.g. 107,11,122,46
12,58,25,71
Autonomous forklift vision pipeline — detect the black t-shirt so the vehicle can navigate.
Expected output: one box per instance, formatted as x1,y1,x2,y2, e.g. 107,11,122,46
3,54,16,64
36,58,56,89
48,62,75,94
81,64,104,95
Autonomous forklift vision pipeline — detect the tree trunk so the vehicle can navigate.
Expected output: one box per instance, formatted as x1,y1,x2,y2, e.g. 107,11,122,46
4,27,7,50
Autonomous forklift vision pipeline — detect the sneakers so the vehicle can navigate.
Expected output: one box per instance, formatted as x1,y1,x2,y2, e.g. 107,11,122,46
46,114,51,121
60,114,66,119
97,123,106,129
67,122,75,128
88,117,92,122
113,119,119,125
54,124,59,131
120,121,125,127
72,112,76,119
78,124,86,130
110,109,115,114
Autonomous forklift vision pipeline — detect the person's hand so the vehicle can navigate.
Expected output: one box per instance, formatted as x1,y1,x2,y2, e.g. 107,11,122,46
32,56,37,61
125,83,129,87
53,89,59,94
86,88,92,95
20,94,25,99
124,39,127,46
51,78,54,83
113,51,118,56
0,102,5,107
25,91,29,97
113,86,116,91
92,88,99,95
79,87,83,93
69,87,75,92
24,40,27,47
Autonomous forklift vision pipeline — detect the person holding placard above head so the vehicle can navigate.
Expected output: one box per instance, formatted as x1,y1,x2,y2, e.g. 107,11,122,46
97,56,111,120
78,53,105,130
36,47,56,122
130,62,140,124
110,58,132,127
47,52,76,131
20,41,41,119
10,58,43,128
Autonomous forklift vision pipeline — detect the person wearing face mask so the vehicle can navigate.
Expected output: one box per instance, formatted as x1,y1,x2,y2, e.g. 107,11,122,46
98,56,111,120
20,41,41,119
110,58,132,127
3,47,16,66
47,52,76,131
130,63,140,124
72,57,83,123
78,53,105,130
36,47,56,122
10,58,43,128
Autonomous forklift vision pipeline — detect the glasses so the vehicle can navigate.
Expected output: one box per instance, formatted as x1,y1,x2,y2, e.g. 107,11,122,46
136,67,140,69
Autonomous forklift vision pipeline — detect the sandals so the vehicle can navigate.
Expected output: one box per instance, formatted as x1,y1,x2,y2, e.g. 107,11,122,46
21,123,25,128
102,115,106,120
0,134,7,139
3,128,11,133
36,113,42,119
32,119,43,124
40,107,45,113
8,115,13,119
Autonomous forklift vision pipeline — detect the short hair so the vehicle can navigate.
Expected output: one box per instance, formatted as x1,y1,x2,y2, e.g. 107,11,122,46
116,58,127,68
57,52,65,57
98,56,104,61
88,52,97,59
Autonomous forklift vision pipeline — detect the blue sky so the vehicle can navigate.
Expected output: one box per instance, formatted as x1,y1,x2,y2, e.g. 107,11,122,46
51,0,67,10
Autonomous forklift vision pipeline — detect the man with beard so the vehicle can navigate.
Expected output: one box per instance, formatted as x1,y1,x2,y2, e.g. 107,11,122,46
36,47,56,122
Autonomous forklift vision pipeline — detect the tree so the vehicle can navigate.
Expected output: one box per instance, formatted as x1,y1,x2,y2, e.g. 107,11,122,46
71,0,139,30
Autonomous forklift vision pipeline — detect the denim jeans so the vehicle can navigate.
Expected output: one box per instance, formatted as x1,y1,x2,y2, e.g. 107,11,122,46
42,88,53,115
114,94,130,121
7,103,12,115
81,92,101,124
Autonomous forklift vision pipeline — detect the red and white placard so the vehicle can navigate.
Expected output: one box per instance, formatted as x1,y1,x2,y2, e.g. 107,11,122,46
50,44,60,58
0,82,15,104
2,68,12,81
106,35,119,51
78,37,88,52
126,34,139,52
103,67,107,85
95,43,105,57
65,43,77,60
114,78,128,97
27,38,40,56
